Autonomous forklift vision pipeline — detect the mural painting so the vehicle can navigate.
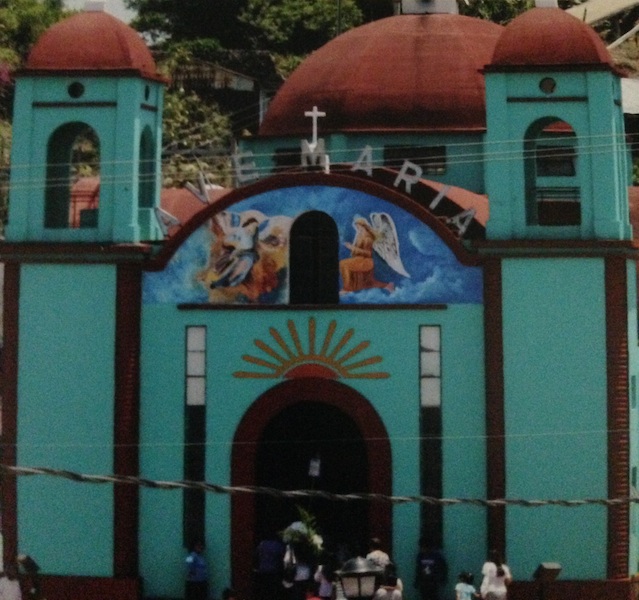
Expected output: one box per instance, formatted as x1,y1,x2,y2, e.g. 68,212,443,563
142,185,483,305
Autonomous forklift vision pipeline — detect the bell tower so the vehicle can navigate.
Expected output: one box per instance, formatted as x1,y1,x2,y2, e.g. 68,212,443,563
6,4,166,243
484,7,631,241
479,7,637,581
0,6,165,583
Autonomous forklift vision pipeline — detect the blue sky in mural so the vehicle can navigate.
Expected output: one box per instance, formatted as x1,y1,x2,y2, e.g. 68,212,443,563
142,226,211,304
143,185,483,305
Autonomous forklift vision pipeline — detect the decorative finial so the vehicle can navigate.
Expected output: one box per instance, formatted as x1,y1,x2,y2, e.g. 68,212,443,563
84,1,106,11
400,0,458,15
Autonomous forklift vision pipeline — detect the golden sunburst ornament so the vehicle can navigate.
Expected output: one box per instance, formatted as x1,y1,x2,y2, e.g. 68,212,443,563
234,318,389,380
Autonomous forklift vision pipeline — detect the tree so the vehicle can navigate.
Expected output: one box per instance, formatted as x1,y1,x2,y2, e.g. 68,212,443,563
125,0,251,46
0,0,66,66
459,0,533,24
127,0,391,48
239,0,363,55
0,0,67,233
357,0,393,22
459,0,583,24
161,87,234,188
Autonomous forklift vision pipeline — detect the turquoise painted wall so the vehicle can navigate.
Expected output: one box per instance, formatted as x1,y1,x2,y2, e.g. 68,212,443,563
139,305,486,599
501,258,608,579
17,264,116,575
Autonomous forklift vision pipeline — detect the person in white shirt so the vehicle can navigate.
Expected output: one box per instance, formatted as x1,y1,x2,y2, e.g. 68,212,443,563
480,551,512,600
366,538,390,569
0,564,22,600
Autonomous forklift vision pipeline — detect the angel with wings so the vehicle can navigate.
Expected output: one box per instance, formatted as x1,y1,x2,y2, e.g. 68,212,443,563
340,212,410,293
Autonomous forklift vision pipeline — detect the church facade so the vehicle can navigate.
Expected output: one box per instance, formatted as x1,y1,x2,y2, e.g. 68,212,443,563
2,2,639,600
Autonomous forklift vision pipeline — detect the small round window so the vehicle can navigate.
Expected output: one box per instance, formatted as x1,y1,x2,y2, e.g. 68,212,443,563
539,77,556,94
68,82,85,99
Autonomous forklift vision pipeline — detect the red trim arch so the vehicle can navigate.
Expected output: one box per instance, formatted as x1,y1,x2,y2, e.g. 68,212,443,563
148,171,484,272
230,377,392,598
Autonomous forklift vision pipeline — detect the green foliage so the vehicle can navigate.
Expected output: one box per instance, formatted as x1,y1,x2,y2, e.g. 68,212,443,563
126,0,251,47
0,1,67,231
240,0,363,54
0,0,66,64
128,0,387,49
458,0,533,24
458,0,583,24
0,118,10,233
271,53,304,79
161,87,233,188
281,505,324,558
357,0,393,21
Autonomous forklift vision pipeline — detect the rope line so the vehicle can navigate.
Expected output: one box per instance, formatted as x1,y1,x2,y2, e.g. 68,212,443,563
3,131,632,172
0,426,622,451
2,464,637,508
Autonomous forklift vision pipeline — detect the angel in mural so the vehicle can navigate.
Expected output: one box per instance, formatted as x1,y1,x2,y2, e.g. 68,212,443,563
198,209,292,303
340,213,410,293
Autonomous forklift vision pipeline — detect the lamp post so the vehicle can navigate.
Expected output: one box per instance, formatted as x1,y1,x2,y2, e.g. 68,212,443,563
336,557,383,600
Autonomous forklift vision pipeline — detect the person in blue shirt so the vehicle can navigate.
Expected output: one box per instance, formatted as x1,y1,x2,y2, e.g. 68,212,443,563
185,540,209,600
414,538,447,600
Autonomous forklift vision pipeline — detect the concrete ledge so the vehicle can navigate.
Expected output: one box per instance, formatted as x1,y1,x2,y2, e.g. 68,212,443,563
509,578,639,600
37,574,142,600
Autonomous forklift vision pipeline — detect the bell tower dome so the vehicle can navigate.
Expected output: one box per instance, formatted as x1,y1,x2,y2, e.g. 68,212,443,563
6,5,166,243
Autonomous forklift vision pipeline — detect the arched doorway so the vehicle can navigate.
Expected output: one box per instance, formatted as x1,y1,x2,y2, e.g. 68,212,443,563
231,378,392,599
256,401,368,551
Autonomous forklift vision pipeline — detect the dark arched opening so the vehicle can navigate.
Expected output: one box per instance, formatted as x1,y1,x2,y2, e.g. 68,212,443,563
138,126,156,209
289,211,339,304
45,121,100,229
256,401,369,550
524,117,579,226
231,378,392,600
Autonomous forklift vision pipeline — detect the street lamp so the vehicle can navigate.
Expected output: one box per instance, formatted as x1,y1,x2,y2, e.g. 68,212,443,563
336,557,383,600
533,562,561,582
533,562,561,600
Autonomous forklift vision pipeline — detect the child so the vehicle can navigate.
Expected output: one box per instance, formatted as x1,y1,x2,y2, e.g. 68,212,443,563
455,572,478,600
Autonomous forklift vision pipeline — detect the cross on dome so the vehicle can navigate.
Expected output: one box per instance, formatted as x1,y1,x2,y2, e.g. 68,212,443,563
304,106,326,149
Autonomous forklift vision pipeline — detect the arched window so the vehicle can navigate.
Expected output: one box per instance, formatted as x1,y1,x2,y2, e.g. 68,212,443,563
524,118,579,227
289,211,339,304
138,126,155,208
45,122,100,229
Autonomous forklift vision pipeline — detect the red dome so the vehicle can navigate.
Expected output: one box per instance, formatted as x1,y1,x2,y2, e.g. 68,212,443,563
24,10,162,80
259,14,503,136
491,8,613,68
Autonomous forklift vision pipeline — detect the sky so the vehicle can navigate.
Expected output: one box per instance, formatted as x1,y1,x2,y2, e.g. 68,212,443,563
64,0,135,23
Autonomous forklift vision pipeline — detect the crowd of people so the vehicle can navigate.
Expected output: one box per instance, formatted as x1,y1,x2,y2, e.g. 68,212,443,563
0,536,511,600
250,533,512,600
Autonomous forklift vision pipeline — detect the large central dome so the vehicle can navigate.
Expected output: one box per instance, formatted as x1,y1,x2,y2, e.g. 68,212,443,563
259,14,503,137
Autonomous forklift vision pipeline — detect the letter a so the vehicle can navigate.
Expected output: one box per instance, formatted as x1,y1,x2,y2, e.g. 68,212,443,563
351,145,374,176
